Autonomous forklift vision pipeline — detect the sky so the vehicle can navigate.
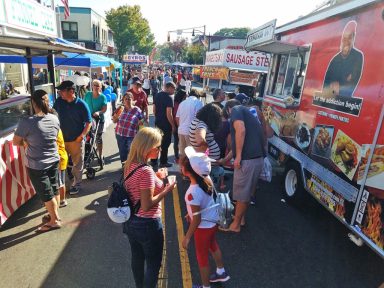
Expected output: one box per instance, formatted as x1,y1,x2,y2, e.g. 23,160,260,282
66,0,326,44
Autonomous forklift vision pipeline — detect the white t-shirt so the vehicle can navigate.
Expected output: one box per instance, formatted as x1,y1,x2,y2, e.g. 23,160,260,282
185,80,192,93
142,78,150,89
184,184,218,229
179,77,186,86
176,96,203,135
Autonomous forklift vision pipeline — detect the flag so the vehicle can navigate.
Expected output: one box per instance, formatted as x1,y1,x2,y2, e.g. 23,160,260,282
148,48,157,65
61,0,70,20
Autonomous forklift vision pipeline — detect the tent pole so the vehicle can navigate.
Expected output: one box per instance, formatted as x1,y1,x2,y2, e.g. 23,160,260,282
119,66,122,95
26,47,34,95
47,50,56,99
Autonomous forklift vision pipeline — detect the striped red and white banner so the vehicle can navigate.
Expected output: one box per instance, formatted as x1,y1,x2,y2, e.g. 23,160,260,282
0,133,35,225
61,0,70,20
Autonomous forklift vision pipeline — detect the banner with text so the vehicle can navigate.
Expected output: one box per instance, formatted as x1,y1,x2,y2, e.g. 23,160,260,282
200,66,229,80
122,54,147,64
229,70,260,87
205,49,270,72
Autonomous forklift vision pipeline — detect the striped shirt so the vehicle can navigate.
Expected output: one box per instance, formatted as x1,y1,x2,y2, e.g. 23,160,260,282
124,162,164,218
115,106,143,138
189,118,221,160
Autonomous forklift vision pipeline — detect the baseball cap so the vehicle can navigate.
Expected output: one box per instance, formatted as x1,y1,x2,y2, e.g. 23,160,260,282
132,77,142,85
107,183,132,223
184,146,215,178
56,80,76,90
235,93,250,105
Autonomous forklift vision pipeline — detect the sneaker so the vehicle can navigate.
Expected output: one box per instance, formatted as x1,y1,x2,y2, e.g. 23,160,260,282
69,186,79,195
159,162,172,168
210,271,230,283
60,200,68,207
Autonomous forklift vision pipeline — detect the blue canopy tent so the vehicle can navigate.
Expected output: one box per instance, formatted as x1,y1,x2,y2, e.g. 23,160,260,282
0,52,123,90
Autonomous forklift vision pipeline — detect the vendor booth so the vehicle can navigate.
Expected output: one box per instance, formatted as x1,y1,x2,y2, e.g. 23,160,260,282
0,39,108,226
203,49,271,97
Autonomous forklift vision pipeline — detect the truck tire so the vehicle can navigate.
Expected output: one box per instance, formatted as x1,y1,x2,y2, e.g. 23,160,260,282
283,161,305,202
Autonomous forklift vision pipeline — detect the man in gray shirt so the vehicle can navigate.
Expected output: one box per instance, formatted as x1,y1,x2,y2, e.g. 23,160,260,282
221,99,265,232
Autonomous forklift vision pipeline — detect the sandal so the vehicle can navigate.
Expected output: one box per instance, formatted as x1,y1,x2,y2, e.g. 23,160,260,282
35,223,61,234
42,214,62,224
60,200,68,207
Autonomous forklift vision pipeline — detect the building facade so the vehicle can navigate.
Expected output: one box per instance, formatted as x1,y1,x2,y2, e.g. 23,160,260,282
58,6,116,56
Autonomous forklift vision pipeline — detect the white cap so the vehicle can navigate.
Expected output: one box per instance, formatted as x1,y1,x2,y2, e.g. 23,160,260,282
107,207,131,223
184,146,215,178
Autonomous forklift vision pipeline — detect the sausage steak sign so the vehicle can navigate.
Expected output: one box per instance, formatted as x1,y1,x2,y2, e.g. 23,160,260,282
205,49,270,72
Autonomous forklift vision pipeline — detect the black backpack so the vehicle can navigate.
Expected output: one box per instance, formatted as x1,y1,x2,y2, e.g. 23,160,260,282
107,164,147,223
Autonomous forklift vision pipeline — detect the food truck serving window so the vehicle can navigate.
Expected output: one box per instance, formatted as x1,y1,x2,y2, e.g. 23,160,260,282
267,48,309,101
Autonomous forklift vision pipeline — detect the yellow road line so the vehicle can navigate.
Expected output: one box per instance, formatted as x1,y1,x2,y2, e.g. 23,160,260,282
173,185,192,287
158,198,168,288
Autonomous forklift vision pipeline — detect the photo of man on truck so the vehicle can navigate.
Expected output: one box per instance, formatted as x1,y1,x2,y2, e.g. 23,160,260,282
322,21,364,98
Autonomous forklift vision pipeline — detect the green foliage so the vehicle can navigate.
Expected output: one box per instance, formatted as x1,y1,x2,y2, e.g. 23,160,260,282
186,44,205,64
105,5,156,61
213,27,250,38
166,38,189,62
155,43,173,63
155,40,205,64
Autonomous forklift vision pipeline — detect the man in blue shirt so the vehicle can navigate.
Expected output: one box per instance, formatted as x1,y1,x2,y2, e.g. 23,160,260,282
53,80,91,195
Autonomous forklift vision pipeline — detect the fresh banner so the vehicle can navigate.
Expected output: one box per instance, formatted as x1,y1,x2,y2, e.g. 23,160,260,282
200,67,229,80
229,71,260,87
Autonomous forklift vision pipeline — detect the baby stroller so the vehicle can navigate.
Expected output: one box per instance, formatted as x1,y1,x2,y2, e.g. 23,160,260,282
84,118,103,179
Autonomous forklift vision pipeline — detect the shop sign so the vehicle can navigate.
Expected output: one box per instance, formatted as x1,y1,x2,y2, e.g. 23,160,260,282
123,54,147,63
205,49,270,72
2,0,57,37
192,66,201,75
229,70,259,87
200,66,228,80
245,19,276,49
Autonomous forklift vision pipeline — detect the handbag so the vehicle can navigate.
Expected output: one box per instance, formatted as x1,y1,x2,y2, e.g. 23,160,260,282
259,157,272,182
107,163,147,223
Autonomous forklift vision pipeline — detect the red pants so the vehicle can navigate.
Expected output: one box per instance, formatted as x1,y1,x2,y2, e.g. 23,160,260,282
194,225,219,267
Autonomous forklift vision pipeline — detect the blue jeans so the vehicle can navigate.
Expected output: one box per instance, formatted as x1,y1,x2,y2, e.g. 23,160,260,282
116,134,134,163
124,216,164,288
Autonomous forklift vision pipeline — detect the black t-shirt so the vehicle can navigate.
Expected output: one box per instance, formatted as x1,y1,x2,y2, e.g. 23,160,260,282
230,105,264,159
154,91,174,128
212,101,224,110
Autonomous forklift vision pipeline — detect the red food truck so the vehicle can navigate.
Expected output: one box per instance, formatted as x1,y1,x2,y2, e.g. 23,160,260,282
245,0,384,258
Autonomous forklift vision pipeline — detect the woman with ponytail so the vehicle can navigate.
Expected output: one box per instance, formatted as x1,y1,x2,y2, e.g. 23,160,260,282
13,90,62,233
181,146,230,288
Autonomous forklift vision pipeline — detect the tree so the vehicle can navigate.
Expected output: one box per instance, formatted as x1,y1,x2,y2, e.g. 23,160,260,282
168,38,189,62
186,44,205,64
105,5,156,61
155,43,173,63
214,27,250,38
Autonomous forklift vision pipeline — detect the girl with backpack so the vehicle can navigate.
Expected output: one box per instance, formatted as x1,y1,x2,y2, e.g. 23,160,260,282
181,146,230,288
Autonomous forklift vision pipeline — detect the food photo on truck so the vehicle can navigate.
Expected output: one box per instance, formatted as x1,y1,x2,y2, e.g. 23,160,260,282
245,0,384,258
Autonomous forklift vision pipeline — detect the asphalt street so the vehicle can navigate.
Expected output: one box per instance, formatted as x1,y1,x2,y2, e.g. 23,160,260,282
1,94,384,288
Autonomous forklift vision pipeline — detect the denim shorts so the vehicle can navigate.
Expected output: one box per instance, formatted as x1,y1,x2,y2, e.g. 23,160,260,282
58,169,66,188
27,162,59,202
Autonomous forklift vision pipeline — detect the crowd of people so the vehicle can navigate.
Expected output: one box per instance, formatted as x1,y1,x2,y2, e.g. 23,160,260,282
13,70,272,287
